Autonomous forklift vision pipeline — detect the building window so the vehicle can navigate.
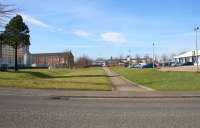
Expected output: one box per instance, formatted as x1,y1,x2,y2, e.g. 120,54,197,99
0,44,2,58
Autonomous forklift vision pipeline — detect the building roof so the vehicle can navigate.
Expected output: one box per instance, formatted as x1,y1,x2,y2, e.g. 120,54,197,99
32,51,73,56
174,50,200,58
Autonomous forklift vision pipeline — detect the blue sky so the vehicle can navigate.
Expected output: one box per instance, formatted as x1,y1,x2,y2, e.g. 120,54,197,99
3,0,200,59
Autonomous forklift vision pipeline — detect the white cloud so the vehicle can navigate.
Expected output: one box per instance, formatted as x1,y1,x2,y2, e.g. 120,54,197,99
21,14,53,29
72,30,90,37
66,44,102,48
21,14,70,34
101,32,126,43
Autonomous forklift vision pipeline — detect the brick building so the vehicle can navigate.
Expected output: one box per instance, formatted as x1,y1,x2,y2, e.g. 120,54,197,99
31,52,74,68
0,42,74,69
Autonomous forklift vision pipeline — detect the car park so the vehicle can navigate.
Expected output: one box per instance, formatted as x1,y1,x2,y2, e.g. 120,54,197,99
128,64,137,68
134,63,146,68
142,63,157,68
181,62,194,66
171,63,182,67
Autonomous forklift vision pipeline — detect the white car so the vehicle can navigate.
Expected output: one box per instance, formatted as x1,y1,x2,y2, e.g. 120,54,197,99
134,63,146,68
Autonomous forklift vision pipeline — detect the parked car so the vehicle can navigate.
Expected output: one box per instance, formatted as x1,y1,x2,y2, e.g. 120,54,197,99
142,63,157,68
128,64,137,68
171,63,182,67
181,62,194,66
135,63,146,68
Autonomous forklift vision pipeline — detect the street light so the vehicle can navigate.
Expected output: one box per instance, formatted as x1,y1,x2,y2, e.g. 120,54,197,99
194,27,199,72
153,42,155,69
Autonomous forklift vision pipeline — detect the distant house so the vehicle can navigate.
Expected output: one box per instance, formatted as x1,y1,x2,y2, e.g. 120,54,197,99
105,56,151,67
124,56,150,64
174,50,200,64
31,52,74,68
93,60,106,67
130,58,150,64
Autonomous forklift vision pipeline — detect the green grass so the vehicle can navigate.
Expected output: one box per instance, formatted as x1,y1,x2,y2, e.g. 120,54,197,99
111,67,200,91
0,67,112,91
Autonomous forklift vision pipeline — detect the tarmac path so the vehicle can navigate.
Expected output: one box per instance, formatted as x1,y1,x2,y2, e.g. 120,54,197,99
103,67,154,92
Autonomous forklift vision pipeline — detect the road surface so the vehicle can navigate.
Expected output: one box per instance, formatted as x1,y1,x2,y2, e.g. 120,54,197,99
0,95,200,128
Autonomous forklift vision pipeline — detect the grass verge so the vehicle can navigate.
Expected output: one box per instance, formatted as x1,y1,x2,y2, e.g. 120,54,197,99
111,67,200,91
0,67,112,91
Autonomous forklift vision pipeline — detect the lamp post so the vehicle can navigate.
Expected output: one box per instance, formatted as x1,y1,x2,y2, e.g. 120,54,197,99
194,27,199,72
128,49,131,66
153,42,155,69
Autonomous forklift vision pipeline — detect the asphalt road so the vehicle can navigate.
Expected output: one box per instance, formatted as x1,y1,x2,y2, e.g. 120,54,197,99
0,95,200,128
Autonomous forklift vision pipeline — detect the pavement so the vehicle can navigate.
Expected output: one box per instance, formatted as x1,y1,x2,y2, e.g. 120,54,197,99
103,67,154,92
1,87,200,98
0,95,200,128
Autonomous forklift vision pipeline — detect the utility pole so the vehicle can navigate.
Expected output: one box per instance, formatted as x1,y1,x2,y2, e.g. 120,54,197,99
128,49,131,66
153,42,155,69
194,27,199,72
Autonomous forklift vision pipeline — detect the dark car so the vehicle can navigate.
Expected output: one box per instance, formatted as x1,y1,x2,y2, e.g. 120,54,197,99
181,62,194,66
142,63,157,68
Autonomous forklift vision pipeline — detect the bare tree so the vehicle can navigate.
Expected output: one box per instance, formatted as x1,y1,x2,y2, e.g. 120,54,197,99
161,54,168,62
0,3,15,25
154,54,159,63
75,55,93,68
170,53,176,61
144,54,151,64
119,54,124,61
96,57,105,61
135,54,141,64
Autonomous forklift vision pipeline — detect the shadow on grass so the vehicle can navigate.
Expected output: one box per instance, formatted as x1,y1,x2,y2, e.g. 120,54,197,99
11,71,111,79
15,71,52,78
51,75,110,78
51,80,108,85
2,71,111,88
8,71,114,79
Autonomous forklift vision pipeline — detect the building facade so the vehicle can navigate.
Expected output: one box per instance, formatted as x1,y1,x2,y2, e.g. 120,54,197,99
0,43,74,69
31,52,74,68
0,43,30,68
174,50,200,64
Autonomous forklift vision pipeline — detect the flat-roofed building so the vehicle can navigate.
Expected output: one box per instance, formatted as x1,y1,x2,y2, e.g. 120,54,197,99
0,43,30,68
174,50,200,64
31,52,74,68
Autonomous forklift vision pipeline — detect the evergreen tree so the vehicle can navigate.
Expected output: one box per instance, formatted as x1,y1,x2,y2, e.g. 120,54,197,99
2,15,30,71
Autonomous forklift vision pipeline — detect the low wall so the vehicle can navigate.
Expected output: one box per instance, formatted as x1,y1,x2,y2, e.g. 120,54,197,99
159,66,198,72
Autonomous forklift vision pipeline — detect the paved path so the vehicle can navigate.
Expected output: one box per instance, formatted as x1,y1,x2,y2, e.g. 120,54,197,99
103,67,154,92
1,87,200,98
1,95,200,128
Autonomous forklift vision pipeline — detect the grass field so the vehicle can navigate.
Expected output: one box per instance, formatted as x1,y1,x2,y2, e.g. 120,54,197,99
111,67,200,91
0,67,112,91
